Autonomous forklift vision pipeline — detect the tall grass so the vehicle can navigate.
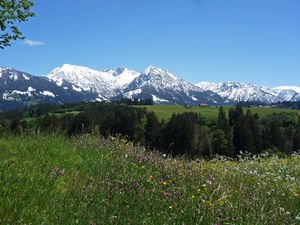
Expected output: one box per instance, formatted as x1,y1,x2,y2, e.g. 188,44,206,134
0,135,299,224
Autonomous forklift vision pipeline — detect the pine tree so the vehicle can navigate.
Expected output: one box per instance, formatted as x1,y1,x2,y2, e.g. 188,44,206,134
217,107,234,156
144,112,161,150
161,112,199,157
247,112,262,154
195,125,213,158
269,120,285,152
212,129,229,156
293,118,300,151
233,115,250,154
229,105,243,126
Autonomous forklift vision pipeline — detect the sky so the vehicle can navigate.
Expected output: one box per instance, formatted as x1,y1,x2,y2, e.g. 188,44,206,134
0,0,300,87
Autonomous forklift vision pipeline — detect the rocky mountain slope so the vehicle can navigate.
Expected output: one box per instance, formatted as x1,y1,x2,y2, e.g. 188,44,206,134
1,64,299,111
195,81,300,103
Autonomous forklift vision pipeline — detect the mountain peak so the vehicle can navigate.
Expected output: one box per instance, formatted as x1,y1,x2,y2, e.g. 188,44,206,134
143,65,179,80
144,65,165,75
0,67,13,71
3,64,300,109
58,64,97,72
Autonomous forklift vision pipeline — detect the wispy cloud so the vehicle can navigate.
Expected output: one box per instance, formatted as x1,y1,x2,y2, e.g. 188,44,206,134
24,39,45,46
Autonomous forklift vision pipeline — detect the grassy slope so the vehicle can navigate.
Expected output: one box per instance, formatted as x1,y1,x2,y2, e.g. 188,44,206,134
137,105,299,121
0,135,300,225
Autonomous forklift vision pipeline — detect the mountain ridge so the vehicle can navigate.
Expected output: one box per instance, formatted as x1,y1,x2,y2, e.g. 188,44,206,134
1,64,300,111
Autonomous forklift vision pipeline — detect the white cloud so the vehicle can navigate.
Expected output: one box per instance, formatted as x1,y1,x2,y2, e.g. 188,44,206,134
24,39,45,46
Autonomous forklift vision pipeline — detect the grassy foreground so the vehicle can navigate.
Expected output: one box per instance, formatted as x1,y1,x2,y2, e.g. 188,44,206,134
0,136,300,225
137,105,299,121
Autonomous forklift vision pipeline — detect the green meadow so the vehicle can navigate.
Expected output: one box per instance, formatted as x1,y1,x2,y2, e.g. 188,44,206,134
0,135,299,224
137,105,299,121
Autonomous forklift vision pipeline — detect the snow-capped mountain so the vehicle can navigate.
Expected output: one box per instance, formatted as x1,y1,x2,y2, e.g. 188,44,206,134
116,66,226,105
195,81,300,103
273,86,300,102
48,64,140,99
0,67,99,110
195,81,278,103
48,64,227,105
1,64,300,111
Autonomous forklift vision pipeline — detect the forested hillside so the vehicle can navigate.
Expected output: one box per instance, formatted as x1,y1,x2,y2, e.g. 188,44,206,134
1,103,299,158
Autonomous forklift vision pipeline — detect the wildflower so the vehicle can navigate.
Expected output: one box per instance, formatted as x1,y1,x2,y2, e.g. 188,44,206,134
192,195,195,199
138,155,149,163
279,207,285,213
169,205,173,209
162,191,171,197
160,178,168,186
147,175,154,182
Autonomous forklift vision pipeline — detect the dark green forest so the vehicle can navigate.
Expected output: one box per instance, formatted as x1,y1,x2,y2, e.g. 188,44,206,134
1,102,300,158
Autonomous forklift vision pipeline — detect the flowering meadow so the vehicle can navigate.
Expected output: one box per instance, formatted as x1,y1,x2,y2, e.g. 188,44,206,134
0,135,299,225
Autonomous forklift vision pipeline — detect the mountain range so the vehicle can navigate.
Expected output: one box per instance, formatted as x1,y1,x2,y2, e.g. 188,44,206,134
1,64,300,111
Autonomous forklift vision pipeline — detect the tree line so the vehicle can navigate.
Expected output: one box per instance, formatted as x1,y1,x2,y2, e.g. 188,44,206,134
1,103,300,158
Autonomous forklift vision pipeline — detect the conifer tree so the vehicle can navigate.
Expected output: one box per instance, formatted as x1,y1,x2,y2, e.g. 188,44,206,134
217,107,234,156
212,129,229,156
293,118,300,151
144,112,161,150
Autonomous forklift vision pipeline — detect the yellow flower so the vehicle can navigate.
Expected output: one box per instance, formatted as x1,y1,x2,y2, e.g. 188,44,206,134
192,195,195,199
163,181,168,186
207,201,213,207
147,175,154,182
169,205,173,209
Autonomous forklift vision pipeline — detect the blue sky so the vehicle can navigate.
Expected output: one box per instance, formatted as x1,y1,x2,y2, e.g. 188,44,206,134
0,0,299,87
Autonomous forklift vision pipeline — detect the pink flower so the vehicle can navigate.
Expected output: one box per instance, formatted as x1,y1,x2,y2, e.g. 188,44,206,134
162,191,171,197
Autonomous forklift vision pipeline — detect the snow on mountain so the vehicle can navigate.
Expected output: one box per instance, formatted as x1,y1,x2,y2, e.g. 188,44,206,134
127,65,192,93
47,64,140,98
117,66,226,105
105,67,141,88
273,86,300,102
2,64,300,111
0,67,99,108
48,64,224,105
274,86,300,93
195,81,221,93
48,64,113,97
196,81,279,103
